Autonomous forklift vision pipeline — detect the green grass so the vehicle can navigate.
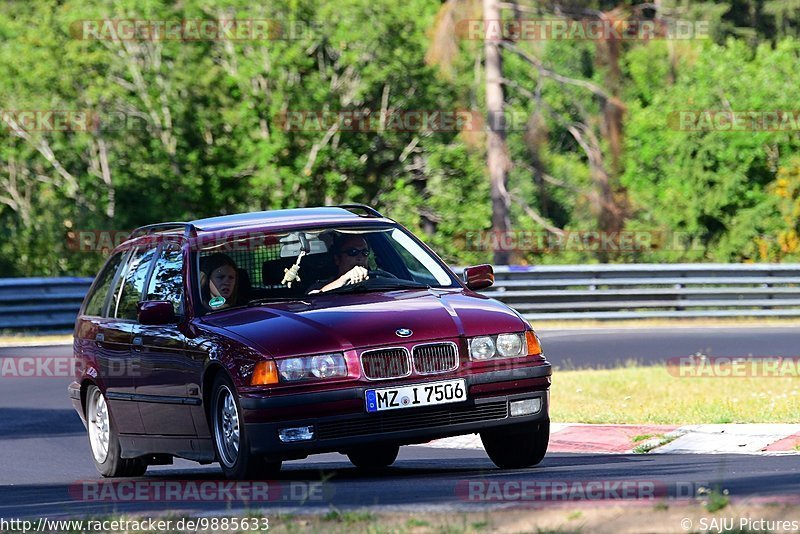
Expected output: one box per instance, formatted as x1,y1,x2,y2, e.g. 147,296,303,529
322,509,376,524
698,486,730,512
551,364,800,424
632,433,679,454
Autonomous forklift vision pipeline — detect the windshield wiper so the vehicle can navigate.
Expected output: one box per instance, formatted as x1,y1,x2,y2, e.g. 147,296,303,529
247,296,312,306
332,281,430,294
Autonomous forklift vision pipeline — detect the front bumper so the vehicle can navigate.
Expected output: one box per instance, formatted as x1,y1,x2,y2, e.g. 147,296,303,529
242,363,551,458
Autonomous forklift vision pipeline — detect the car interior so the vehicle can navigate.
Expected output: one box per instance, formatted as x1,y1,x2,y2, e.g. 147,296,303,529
198,228,422,305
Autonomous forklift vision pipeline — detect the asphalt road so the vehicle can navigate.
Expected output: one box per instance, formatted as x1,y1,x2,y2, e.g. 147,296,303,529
0,326,798,518
538,326,800,368
2,447,799,519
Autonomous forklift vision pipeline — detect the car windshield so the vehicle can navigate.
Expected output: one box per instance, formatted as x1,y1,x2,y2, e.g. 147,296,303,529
195,225,459,312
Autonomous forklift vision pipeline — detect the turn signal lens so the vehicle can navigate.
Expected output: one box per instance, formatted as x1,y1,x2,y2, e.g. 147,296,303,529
251,360,279,386
526,330,543,357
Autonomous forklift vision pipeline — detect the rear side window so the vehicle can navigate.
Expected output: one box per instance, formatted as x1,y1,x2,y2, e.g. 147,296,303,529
83,252,125,317
113,245,158,320
146,243,184,314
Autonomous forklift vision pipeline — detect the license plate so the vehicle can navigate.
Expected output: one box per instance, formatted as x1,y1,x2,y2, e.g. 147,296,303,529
365,378,467,413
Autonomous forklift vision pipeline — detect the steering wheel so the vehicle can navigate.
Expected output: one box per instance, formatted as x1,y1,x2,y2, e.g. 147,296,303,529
368,268,398,280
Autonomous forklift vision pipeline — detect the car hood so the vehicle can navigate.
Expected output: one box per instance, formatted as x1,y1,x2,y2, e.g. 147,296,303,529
200,289,527,358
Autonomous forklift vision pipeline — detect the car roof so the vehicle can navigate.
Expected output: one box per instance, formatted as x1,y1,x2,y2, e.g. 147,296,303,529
122,206,395,249
190,206,389,232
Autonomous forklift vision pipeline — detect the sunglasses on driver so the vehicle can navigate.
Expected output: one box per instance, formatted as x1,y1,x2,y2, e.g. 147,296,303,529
339,247,370,257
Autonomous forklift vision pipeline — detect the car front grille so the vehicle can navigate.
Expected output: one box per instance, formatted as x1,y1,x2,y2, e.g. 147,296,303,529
361,348,411,380
316,400,508,440
413,343,459,374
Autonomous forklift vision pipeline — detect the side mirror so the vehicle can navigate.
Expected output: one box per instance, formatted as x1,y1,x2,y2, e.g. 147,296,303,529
137,301,177,325
463,264,494,291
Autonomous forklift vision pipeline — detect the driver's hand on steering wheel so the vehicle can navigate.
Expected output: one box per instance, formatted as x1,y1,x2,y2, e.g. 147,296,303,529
341,265,369,285
317,266,369,293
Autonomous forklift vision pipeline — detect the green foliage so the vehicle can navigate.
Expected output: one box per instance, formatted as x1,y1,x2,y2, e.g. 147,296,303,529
698,485,730,512
0,0,486,275
2,1,800,276
622,38,800,262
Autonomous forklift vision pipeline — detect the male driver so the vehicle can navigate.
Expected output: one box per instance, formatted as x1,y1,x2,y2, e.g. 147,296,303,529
308,234,372,293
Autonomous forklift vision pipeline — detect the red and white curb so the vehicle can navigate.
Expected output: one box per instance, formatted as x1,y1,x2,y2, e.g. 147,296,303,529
417,424,800,455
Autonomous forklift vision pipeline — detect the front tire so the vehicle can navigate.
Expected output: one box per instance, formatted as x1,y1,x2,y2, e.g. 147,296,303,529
346,443,400,469
481,420,549,469
86,385,146,477
211,374,281,479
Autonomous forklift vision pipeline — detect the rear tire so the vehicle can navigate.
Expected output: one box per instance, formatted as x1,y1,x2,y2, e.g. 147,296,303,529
86,385,147,477
347,443,400,469
481,420,549,469
211,373,282,479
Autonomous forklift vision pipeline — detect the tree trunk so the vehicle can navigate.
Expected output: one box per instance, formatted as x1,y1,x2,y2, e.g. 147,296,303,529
484,0,511,265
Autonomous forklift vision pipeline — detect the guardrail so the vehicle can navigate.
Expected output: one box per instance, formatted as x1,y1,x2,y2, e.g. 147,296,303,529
0,277,92,331
467,264,800,320
3,263,800,330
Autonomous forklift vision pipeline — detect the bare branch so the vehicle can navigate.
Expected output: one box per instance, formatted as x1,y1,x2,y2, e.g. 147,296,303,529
97,139,114,218
1,113,81,198
508,189,565,236
379,83,390,133
303,121,339,176
497,3,546,15
500,41,625,110
399,136,420,163
516,162,591,196
114,39,177,156
0,156,33,224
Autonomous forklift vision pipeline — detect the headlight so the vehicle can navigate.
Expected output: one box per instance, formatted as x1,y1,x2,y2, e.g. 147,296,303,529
469,336,496,360
278,358,306,381
496,333,524,357
310,353,347,378
468,332,530,361
277,353,347,382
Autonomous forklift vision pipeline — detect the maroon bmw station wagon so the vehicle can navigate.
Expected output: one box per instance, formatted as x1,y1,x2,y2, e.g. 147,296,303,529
69,205,552,479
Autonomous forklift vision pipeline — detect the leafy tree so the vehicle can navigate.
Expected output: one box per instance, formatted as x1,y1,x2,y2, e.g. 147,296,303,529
622,38,800,261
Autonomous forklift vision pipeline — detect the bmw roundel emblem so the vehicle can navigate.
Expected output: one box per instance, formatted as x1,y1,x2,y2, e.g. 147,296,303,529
395,328,413,337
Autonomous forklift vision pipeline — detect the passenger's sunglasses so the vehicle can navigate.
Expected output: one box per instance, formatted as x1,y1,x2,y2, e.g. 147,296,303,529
340,247,370,257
